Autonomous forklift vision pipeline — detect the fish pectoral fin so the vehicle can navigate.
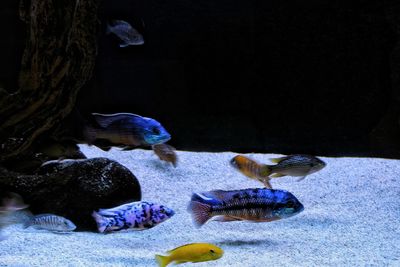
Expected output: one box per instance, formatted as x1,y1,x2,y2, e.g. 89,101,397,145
213,216,242,222
270,173,286,178
121,146,136,151
296,176,307,182
269,156,287,163
263,179,273,189
175,262,187,265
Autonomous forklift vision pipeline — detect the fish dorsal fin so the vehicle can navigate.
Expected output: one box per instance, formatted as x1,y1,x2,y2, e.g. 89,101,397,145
269,156,287,164
91,113,143,128
167,243,196,254
204,190,228,201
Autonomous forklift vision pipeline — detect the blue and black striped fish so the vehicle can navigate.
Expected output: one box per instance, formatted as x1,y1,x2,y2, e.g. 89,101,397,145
188,188,304,228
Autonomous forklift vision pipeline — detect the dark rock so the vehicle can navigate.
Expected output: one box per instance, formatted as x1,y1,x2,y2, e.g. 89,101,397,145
0,157,141,231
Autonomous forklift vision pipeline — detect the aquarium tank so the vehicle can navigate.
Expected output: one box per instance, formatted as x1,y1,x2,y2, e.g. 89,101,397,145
0,0,399,266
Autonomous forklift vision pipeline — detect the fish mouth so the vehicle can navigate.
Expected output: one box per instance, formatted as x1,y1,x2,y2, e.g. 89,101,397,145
145,134,171,145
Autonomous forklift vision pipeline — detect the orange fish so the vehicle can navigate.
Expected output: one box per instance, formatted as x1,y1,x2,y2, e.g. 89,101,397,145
152,143,178,167
230,155,272,188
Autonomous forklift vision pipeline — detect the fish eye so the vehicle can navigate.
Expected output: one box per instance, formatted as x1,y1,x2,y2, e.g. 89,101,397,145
210,249,215,253
152,127,161,135
286,200,294,208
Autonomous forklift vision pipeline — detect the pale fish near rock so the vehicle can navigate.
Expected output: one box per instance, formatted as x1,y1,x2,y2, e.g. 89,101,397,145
24,214,77,232
92,201,175,233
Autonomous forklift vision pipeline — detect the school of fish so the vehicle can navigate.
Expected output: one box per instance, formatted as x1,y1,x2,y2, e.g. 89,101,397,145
0,17,329,264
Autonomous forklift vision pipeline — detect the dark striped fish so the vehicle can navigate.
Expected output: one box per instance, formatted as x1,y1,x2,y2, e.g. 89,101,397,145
187,188,304,228
152,143,178,167
267,154,326,181
24,214,76,232
230,155,272,188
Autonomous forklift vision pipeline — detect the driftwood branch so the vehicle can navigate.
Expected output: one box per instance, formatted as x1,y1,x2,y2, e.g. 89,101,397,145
0,0,98,161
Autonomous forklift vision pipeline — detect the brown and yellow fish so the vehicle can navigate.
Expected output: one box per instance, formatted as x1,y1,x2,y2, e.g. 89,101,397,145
231,154,326,185
152,143,178,167
187,188,304,228
230,155,272,188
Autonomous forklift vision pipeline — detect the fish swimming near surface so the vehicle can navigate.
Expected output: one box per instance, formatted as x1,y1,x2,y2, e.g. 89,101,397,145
188,188,304,228
83,113,171,151
106,20,144,47
231,154,326,183
92,201,175,233
0,193,29,240
152,143,178,167
24,214,77,232
230,155,272,188
155,243,224,267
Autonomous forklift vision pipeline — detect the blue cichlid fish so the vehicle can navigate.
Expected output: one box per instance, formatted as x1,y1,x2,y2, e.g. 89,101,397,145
106,20,144,47
83,113,171,151
24,214,77,232
92,201,175,233
188,188,304,228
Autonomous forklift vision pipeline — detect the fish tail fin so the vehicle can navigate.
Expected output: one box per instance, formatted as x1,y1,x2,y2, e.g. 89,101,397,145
82,125,97,144
155,254,171,267
188,199,212,228
22,210,34,229
259,164,271,177
269,156,286,163
91,211,109,233
105,22,112,35
23,218,32,229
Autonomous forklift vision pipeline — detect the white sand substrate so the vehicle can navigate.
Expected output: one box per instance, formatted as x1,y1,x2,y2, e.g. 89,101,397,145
0,145,399,267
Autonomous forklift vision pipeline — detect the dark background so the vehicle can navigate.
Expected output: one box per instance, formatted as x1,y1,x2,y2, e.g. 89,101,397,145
1,0,400,158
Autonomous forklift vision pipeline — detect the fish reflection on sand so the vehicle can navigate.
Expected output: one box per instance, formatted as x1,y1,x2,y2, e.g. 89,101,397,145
231,154,326,187
83,113,171,151
155,243,224,267
188,188,304,228
0,193,28,240
152,143,178,167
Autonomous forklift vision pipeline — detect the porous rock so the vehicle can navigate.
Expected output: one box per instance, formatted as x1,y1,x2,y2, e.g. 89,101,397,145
0,157,141,230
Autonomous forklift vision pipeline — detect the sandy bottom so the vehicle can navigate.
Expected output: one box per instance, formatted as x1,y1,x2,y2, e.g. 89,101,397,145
0,145,399,267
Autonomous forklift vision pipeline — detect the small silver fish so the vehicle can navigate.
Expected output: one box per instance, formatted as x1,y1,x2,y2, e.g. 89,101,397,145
92,201,174,233
152,143,178,167
106,20,144,47
24,214,77,232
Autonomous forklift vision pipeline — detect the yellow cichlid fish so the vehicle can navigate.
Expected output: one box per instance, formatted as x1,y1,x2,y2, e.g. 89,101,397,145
155,243,224,267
